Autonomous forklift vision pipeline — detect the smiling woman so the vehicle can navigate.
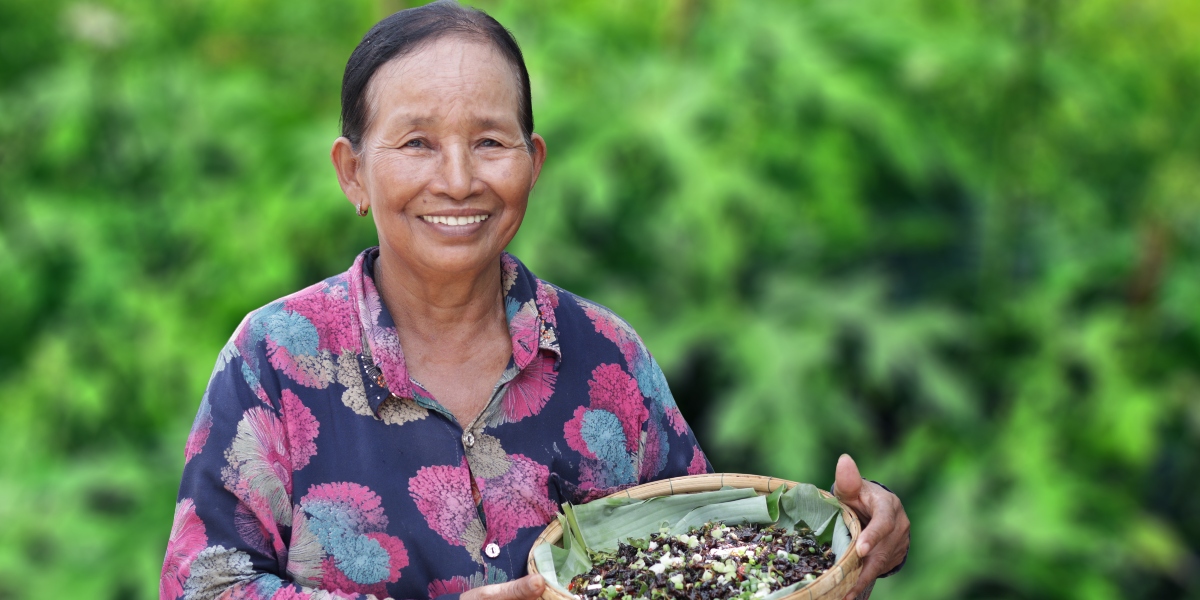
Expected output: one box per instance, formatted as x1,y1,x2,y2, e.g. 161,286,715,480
159,2,906,600
159,2,709,599
329,33,547,426
332,36,545,289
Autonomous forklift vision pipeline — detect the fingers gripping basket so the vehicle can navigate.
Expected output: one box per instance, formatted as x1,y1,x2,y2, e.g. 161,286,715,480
527,473,873,600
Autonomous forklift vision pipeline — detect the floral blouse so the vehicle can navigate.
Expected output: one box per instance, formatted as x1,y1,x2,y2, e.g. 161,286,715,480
161,248,712,600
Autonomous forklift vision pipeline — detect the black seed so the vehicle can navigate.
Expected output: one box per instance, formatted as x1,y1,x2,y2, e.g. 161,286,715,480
569,522,836,599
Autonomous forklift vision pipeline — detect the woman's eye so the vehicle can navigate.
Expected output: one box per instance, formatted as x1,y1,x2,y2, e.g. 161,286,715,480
404,139,426,148
480,139,500,148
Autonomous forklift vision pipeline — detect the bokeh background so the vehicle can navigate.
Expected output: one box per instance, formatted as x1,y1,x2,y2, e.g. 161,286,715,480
1,0,1198,598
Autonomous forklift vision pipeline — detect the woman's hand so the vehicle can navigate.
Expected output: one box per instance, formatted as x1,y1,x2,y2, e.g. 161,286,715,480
832,454,910,600
461,574,546,600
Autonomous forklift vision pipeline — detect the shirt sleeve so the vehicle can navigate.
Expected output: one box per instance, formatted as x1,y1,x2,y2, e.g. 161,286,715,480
633,349,713,483
160,334,380,600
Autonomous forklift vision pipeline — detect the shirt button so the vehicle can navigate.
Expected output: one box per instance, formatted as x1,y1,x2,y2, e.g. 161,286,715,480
463,432,475,448
485,543,500,558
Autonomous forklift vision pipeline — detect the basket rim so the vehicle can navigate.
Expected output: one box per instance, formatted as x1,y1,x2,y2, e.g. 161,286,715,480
527,473,864,600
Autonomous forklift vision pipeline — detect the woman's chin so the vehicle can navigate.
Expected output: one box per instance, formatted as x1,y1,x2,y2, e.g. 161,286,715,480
387,243,504,278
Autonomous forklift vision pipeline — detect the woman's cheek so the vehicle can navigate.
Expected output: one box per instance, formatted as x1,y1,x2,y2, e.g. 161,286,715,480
488,160,532,199
376,164,429,208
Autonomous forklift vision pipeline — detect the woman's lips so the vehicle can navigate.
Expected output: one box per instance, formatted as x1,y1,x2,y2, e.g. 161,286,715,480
419,214,489,226
417,213,489,235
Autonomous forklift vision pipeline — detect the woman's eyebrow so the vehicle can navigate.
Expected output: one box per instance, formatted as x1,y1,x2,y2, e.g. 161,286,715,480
391,114,435,127
471,117,509,130
387,114,513,131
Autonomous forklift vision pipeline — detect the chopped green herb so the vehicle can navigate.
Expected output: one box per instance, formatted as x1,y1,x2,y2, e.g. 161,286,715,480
569,522,834,599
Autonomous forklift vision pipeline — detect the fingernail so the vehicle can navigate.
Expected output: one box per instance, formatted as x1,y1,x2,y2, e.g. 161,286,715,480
858,541,870,555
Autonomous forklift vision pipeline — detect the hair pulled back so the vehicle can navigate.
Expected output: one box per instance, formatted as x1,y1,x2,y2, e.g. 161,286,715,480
340,0,534,150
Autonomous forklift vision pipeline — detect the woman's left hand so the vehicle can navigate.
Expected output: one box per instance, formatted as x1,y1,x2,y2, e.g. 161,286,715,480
832,454,910,600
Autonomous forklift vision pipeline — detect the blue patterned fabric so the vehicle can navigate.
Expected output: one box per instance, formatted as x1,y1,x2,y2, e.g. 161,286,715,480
160,248,712,600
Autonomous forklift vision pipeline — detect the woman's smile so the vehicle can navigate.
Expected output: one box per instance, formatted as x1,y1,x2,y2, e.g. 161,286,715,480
418,211,491,236
331,35,546,277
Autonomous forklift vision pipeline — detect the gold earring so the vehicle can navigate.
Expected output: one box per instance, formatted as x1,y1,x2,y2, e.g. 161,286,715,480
357,201,369,217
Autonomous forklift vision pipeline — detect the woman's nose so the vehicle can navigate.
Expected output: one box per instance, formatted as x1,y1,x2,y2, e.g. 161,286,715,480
432,143,479,201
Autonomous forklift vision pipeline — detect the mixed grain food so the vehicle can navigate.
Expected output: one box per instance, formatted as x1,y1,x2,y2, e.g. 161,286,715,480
567,522,834,600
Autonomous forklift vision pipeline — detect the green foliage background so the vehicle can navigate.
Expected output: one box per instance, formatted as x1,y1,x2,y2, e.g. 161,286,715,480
1,0,1198,598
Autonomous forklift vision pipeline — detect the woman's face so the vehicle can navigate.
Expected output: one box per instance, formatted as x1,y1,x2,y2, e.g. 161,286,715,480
333,36,545,279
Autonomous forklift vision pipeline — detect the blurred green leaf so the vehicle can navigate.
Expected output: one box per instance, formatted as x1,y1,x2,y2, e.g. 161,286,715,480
1,0,1198,598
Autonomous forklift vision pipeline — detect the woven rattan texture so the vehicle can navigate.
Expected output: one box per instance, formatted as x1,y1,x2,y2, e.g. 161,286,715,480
527,473,872,600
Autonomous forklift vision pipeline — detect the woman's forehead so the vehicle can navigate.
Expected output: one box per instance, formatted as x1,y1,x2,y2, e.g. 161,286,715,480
364,37,523,131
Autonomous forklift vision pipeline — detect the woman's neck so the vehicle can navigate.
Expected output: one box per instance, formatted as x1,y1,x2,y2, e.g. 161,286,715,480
372,249,509,357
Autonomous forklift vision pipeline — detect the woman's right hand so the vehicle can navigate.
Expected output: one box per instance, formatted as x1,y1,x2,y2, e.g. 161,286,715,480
460,574,546,600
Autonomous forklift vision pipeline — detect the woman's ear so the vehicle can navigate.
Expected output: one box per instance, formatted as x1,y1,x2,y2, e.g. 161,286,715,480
331,136,367,211
528,133,547,190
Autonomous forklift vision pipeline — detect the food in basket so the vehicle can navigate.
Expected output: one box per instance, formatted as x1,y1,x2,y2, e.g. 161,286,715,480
568,522,835,600
530,477,859,600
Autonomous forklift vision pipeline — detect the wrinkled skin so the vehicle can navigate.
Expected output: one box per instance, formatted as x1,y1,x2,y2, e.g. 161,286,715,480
330,34,547,426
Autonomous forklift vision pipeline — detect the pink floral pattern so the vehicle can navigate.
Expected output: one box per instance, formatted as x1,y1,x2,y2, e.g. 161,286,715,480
666,405,689,436
351,257,414,400
221,407,297,530
563,406,595,459
427,567,509,598
283,281,358,354
580,299,689,438
281,389,319,471
580,301,641,365
232,287,344,393
184,396,212,465
535,280,559,328
165,248,711,599
234,501,272,556
562,363,651,494
408,461,478,548
508,299,541,368
161,499,208,600
587,363,648,453
501,353,557,423
305,482,389,526
298,482,409,596
688,446,709,475
501,253,519,294
477,454,557,546
639,412,669,482
428,576,473,597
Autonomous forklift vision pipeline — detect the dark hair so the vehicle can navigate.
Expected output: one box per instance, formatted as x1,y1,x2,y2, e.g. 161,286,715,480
340,0,534,151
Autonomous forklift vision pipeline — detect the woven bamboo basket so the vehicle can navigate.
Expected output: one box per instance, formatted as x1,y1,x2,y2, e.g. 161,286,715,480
527,473,872,600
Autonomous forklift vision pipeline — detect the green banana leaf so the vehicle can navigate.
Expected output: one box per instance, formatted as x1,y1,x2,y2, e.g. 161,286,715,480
571,488,758,552
667,485,783,535
535,481,852,592
553,511,592,590
762,508,853,600
778,482,842,535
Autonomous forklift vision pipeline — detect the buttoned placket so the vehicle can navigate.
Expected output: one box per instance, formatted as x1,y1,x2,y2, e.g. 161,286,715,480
354,252,560,567
361,322,525,564
461,364,521,562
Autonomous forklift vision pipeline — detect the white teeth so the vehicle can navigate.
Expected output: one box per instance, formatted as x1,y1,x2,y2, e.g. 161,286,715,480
421,214,488,225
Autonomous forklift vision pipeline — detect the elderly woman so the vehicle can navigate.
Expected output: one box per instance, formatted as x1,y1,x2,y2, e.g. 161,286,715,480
160,2,908,600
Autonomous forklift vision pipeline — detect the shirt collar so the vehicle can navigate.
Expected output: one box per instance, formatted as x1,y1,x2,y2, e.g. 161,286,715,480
348,247,561,415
